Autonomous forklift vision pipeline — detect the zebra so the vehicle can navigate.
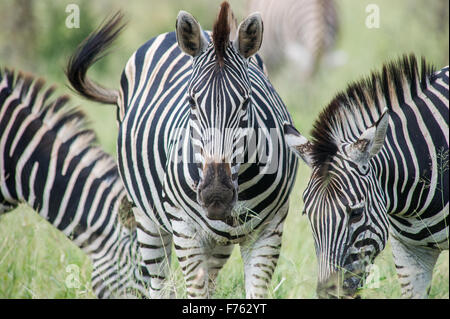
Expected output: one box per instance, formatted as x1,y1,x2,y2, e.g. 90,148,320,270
247,0,343,78
284,54,449,298
66,2,298,298
0,67,150,298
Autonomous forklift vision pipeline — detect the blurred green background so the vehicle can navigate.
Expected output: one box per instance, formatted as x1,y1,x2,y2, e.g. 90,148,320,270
0,0,448,298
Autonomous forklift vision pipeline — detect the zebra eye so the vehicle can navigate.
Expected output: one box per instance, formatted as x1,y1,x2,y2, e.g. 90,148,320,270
348,206,364,223
188,97,196,109
242,98,251,111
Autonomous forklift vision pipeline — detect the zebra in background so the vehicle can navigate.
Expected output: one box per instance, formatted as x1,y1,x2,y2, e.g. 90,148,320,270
247,0,344,78
66,2,298,298
284,55,448,298
0,68,149,298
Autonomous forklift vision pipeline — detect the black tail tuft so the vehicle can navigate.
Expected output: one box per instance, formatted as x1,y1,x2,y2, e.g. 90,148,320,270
66,11,126,105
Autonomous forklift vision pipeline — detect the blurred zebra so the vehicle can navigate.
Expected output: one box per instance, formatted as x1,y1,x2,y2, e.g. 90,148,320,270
0,68,149,298
66,3,298,298
247,0,342,78
284,55,449,298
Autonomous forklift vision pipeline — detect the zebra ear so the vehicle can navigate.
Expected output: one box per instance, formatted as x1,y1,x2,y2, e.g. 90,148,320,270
283,123,313,167
233,12,263,58
176,11,208,57
347,108,390,165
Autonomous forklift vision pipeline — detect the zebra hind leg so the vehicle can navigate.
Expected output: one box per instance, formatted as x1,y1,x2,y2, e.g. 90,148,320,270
390,235,441,298
134,208,174,298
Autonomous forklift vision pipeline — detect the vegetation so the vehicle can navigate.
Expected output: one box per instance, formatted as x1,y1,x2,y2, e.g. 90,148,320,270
0,0,448,298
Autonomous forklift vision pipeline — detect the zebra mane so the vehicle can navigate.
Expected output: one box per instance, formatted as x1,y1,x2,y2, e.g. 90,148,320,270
212,1,232,67
310,54,436,175
0,68,117,179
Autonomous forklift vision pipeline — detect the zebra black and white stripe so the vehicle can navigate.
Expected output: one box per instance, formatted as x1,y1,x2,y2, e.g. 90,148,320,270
247,0,340,77
0,68,149,298
66,3,298,298
285,55,448,298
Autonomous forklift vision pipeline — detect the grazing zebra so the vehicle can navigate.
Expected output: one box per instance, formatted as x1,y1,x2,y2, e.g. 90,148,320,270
0,68,149,298
247,0,341,77
66,2,298,298
284,55,449,298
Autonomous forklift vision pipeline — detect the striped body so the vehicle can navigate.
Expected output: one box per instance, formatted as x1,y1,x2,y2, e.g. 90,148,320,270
382,67,448,249
118,31,298,298
247,0,339,76
285,56,448,298
0,68,149,298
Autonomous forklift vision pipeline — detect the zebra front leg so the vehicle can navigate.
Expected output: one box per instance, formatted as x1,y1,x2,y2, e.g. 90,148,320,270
172,218,211,298
390,235,441,298
134,207,173,298
239,205,288,298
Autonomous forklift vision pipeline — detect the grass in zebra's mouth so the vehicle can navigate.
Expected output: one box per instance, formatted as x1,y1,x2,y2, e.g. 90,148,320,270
233,202,262,224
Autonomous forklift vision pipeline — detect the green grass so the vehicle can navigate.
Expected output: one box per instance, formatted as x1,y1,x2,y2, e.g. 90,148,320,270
0,0,448,298
0,206,94,298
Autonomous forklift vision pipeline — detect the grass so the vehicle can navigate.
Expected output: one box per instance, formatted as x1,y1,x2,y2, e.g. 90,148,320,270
0,205,93,298
0,0,448,298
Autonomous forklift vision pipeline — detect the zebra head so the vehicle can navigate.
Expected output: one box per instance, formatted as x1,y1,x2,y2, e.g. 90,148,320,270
175,2,263,222
284,109,391,298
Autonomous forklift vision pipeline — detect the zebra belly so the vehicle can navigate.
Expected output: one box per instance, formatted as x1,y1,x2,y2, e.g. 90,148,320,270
388,203,449,250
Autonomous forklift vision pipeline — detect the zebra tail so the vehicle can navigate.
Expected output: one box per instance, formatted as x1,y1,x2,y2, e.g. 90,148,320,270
65,11,126,105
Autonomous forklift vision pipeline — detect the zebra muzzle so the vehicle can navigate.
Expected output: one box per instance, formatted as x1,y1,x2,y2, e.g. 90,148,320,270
316,271,361,299
198,162,237,221
205,199,233,220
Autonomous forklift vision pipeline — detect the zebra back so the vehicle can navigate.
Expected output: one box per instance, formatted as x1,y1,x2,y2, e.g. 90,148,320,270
0,68,149,298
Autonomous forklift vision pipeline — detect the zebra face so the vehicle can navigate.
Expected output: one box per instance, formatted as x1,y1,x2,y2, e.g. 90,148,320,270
176,7,263,221
187,53,252,221
284,109,390,298
303,158,389,298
